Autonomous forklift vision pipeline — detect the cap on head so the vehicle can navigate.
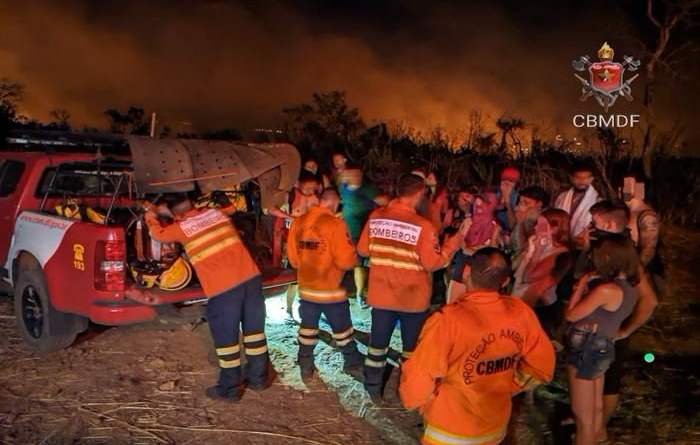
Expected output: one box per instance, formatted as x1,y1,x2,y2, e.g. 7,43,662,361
500,167,521,183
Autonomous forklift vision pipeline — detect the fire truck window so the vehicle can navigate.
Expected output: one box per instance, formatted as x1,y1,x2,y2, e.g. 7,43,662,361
36,168,129,197
0,160,26,197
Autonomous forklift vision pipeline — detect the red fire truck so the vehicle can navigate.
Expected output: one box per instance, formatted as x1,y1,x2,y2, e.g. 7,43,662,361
0,131,297,352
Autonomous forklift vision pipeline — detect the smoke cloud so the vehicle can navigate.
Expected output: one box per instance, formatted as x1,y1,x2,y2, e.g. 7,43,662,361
0,0,696,152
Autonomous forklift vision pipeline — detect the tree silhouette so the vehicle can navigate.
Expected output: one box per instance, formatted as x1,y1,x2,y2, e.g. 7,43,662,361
0,78,24,136
283,91,366,162
48,108,71,131
104,106,150,134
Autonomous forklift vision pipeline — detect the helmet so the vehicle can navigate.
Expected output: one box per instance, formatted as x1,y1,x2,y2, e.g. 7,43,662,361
130,261,161,288
55,199,82,220
86,207,106,224
157,257,193,291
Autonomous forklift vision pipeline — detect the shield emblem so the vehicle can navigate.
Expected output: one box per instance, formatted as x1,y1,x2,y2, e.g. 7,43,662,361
589,62,623,94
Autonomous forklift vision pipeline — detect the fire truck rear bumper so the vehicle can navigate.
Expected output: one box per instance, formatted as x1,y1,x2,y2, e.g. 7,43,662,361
89,301,158,325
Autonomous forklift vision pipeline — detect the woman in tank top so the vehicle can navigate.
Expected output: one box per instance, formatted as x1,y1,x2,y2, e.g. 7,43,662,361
564,235,640,445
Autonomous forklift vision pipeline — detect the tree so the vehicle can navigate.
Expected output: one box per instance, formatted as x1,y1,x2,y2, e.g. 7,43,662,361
48,108,71,131
496,116,526,157
104,106,150,135
0,78,24,135
282,91,366,162
640,0,700,176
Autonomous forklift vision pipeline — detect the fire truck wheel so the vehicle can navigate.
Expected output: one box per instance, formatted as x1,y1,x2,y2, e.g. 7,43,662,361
14,269,82,352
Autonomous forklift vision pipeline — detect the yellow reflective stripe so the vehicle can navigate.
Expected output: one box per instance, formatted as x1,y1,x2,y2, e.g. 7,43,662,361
243,333,266,343
368,346,389,356
184,225,235,251
332,327,354,339
298,336,320,346
245,345,268,356
219,358,241,369
299,288,347,298
216,345,240,355
189,237,240,263
335,338,353,347
369,243,419,260
370,257,423,271
364,358,386,368
402,350,413,359
424,423,507,445
298,328,319,336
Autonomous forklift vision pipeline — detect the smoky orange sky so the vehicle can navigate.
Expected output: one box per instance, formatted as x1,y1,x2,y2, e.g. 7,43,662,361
0,0,697,152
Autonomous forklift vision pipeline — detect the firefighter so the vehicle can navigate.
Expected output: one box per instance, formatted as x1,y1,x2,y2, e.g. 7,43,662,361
287,188,364,380
399,247,556,445
357,173,470,400
145,195,273,401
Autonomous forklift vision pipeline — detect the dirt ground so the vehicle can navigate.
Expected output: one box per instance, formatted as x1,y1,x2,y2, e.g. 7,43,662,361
1,225,699,445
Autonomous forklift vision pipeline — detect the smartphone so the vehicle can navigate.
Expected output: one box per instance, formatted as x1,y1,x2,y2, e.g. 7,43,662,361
634,182,645,201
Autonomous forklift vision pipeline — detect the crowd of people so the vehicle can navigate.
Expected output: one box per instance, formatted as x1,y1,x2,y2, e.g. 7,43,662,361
145,150,662,445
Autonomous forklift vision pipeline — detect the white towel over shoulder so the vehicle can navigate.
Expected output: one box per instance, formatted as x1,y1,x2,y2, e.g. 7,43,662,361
554,186,599,237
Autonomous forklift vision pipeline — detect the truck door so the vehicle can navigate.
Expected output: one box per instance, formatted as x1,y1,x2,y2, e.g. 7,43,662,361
0,159,27,270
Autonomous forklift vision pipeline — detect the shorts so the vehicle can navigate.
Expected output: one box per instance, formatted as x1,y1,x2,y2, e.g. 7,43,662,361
603,336,630,395
566,326,615,380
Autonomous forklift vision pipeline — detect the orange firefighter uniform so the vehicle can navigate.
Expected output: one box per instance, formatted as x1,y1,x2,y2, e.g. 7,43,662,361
287,205,362,375
357,199,463,313
287,206,357,303
399,291,556,445
146,207,260,297
357,199,463,395
147,207,269,398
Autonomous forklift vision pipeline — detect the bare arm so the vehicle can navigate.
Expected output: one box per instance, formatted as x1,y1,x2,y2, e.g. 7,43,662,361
617,267,658,339
566,282,622,323
637,212,660,266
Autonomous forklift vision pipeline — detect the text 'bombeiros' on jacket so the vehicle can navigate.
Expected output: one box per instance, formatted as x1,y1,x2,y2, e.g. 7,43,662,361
146,208,260,298
357,200,462,312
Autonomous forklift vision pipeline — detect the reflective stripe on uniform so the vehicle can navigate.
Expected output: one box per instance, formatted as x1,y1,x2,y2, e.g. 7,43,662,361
189,237,240,263
368,243,420,260
298,288,347,300
364,357,387,368
332,327,354,340
298,327,319,337
368,346,389,356
245,345,268,356
423,423,507,445
184,225,236,252
243,333,266,343
219,358,242,369
216,344,241,356
370,257,423,271
335,337,354,347
402,350,413,359
298,336,320,346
